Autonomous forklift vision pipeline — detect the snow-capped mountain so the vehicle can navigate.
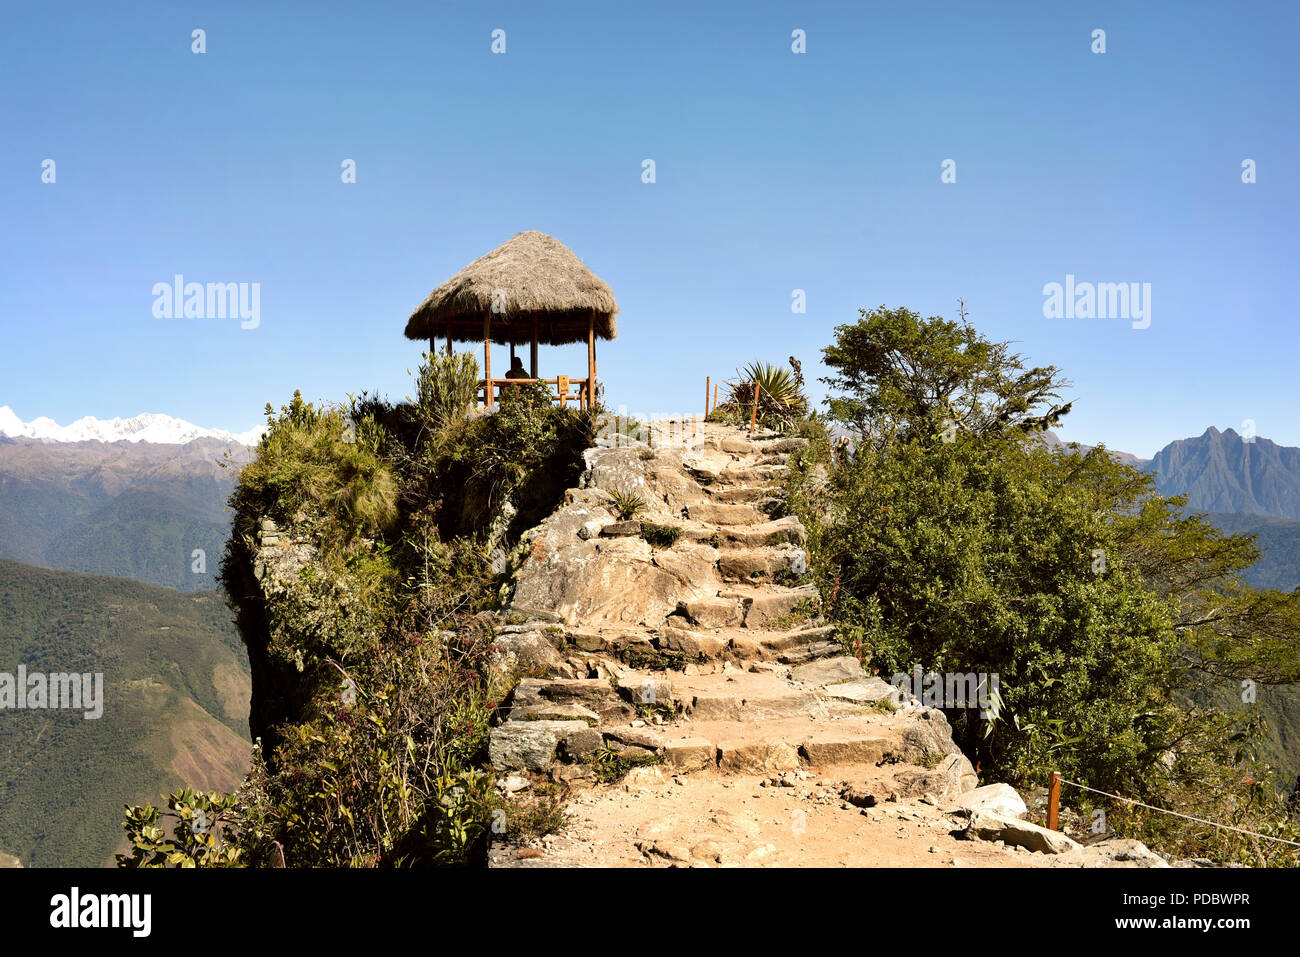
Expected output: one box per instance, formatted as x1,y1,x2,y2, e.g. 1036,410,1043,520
0,406,263,446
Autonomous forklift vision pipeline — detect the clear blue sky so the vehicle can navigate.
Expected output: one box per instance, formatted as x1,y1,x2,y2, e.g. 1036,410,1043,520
3,0,1296,458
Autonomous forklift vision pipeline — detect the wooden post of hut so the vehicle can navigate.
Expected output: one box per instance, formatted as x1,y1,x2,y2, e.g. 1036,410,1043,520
586,313,596,410
530,320,539,379
402,231,620,411
482,315,493,407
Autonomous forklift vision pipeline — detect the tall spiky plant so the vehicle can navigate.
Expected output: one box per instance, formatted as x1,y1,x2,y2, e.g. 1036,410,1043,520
726,361,809,428
414,351,480,432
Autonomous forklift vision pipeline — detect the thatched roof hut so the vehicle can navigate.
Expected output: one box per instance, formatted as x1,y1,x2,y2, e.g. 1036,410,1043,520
405,231,618,408
404,230,618,346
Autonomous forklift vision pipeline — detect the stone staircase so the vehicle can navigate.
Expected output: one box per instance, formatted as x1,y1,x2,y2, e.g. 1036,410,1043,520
488,424,969,835
485,419,1168,867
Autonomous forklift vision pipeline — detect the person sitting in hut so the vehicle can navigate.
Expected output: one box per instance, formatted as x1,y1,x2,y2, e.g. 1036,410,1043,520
503,356,529,388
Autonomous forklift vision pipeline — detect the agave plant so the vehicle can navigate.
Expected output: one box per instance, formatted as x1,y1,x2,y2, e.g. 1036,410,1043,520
607,487,646,520
725,361,809,427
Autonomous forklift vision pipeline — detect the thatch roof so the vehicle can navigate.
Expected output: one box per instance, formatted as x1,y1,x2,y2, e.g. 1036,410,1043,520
405,231,618,346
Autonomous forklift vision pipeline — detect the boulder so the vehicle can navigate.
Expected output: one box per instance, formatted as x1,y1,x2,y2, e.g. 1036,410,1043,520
1071,838,1170,868
953,783,1027,819
792,655,863,686
489,720,593,771
962,810,1080,854
892,753,979,798
823,677,897,705
492,629,572,679
511,527,689,627
600,520,643,537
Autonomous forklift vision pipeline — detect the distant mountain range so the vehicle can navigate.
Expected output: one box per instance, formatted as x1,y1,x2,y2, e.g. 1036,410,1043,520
1045,425,1300,590
1148,427,1300,521
0,559,250,867
1041,429,1149,467
2,411,1299,595
0,406,264,446
0,436,249,591
1047,425,1300,522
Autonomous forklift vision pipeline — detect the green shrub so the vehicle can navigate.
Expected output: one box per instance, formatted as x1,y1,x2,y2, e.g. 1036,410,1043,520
640,522,683,548
413,351,480,433
229,391,399,547
587,747,660,784
163,372,600,869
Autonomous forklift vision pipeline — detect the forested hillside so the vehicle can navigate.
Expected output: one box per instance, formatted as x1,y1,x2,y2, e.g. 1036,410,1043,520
0,559,250,866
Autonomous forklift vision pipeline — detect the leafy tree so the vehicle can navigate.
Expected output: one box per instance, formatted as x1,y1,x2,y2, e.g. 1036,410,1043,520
790,303,1300,864
821,303,1071,447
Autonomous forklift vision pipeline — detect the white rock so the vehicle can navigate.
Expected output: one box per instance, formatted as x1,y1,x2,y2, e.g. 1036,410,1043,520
953,783,1028,819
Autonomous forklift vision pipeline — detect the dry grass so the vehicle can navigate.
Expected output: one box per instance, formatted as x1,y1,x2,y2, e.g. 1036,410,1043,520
405,230,618,346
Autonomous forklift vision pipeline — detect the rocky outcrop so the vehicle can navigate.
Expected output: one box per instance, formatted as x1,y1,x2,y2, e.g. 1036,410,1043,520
226,515,323,759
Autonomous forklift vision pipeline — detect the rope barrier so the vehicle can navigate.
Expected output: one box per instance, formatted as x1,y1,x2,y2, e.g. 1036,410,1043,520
1057,776,1300,848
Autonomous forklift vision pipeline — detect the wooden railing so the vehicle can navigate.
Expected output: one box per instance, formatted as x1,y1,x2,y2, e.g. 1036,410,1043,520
478,376,593,409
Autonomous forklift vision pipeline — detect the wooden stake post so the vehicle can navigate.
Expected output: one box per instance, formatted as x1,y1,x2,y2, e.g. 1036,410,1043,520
749,381,761,435
705,376,711,417
1047,771,1062,831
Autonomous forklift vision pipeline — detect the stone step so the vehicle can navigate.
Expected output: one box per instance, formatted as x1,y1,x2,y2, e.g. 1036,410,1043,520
706,485,778,505
512,677,636,724
662,713,921,774
735,583,819,628
672,670,822,721
672,582,818,633
709,436,759,455
717,544,808,583
659,624,731,661
494,682,971,779
719,464,789,484
682,501,764,526
508,702,602,725
680,515,806,549
676,595,746,629
489,719,600,771
736,624,839,663
775,640,842,664
753,436,809,453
